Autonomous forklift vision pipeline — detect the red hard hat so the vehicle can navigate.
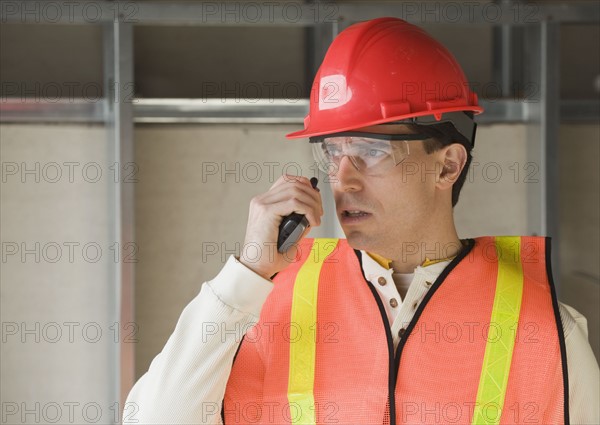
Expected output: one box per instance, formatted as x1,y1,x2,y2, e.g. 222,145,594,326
286,17,483,140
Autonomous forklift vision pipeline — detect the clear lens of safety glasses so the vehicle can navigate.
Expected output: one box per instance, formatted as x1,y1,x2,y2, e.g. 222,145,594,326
310,132,427,176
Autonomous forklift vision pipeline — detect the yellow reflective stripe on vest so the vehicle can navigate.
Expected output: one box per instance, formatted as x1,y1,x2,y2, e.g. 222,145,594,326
472,236,524,424
287,238,339,425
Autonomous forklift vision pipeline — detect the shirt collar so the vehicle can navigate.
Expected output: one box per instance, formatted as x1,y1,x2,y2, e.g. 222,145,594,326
365,250,459,270
362,250,454,281
366,251,393,269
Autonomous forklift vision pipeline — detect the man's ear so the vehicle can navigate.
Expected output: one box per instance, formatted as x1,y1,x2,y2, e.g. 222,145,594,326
437,143,467,189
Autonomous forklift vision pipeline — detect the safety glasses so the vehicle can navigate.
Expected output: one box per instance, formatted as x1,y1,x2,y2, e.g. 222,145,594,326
309,132,429,176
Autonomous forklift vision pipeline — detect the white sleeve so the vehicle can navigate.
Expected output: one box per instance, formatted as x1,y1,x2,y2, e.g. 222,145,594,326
559,302,600,424
124,255,274,425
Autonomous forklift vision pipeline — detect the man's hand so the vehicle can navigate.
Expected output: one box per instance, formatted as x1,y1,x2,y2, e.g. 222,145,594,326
239,174,324,280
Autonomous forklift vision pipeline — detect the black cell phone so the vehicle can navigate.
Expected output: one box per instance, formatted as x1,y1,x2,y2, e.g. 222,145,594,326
277,177,319,253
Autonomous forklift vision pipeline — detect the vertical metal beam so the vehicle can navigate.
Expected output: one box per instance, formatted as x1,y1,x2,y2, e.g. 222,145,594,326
541,21,561,292
315,20,339,238
493,24,525,98
493,0,514,97
304,1,337,92
493,0,529,100
524,21,561,292
304,2,339,238
103,19,135,417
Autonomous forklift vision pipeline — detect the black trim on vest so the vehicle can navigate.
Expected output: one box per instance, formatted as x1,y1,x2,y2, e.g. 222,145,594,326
221,335,246,424
545,237,570,424
354,248,397,424
354,240,474,425
391,238,475,422
394,237,474,358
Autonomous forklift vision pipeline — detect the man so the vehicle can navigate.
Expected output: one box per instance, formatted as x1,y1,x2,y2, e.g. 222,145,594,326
126,18,599,424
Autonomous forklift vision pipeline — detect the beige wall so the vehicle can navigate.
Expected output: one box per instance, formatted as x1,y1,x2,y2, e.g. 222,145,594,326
1,124,119,424
454,124,530,236
558,125,600,359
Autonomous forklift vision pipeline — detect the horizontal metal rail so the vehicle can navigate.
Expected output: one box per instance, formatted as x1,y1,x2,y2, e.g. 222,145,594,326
1,98,598,124
1,1,599,26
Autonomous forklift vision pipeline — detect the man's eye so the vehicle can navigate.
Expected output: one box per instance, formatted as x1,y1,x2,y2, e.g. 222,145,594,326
356,146,387,157
367,149,386,157
326,145,342,156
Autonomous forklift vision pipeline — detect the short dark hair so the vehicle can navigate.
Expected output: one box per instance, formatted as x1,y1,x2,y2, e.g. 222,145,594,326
415,112,475,207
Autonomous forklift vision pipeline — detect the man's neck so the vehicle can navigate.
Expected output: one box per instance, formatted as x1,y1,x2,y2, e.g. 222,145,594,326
389,232,463,274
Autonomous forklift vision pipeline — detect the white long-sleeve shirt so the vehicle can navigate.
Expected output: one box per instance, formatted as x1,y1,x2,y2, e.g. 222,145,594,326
125,252,600,424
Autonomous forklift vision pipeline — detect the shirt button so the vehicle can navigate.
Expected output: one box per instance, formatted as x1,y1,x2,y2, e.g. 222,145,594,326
378,276,387,286
398,328,406,337
413,301,418,309
390,298,398,308
425,280,432,287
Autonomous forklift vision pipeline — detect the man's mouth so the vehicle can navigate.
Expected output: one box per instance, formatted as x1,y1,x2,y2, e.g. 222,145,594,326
342,210,370,217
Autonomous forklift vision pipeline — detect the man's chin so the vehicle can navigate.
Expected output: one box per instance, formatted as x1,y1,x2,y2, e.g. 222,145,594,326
343,230,377,252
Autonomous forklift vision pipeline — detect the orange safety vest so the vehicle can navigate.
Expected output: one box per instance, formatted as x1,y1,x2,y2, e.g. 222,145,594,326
223,236,568,425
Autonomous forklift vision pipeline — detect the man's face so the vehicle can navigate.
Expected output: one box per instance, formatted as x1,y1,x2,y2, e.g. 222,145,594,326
328,125,445,257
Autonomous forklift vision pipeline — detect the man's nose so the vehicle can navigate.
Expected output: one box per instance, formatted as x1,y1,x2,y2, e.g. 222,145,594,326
332,155,362,192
